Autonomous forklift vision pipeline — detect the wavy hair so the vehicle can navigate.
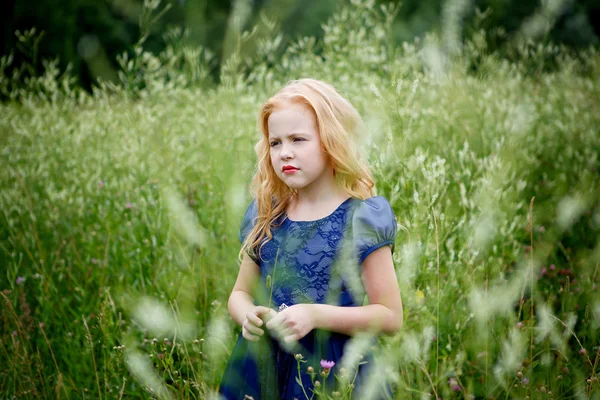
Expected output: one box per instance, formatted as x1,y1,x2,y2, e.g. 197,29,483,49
239,78,375,262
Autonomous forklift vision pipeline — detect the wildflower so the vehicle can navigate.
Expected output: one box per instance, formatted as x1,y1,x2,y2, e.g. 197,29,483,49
369,83,381,99
395,78,403,94
452,385,461,392
521,378,529,385
314,380,320,387
579,348,586,355
413,191,420,204
517,322,523,329
98,180,104,188
125,202,133,209
538,226,545,233
320,359,335,378
39,322,45,328
307,366,314,373
448,378,457,386
16,276,25,285
540,267,547,276
411,78,419,95
550,264,556,270
295,353,303,360
12,330,17,336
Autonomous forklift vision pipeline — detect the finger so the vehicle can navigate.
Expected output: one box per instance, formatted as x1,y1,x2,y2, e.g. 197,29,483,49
261,309,277,323
246,312,263,327
243,319,264,336
277,326,294,339
284,333,298,343
255,307,277,324
243,330,260,342
254,306,270,316
266,312,286,330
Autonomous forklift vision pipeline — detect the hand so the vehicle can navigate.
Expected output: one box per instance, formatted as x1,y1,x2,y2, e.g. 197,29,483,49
266,304,316,344
242,306,276,342
255,305,277,325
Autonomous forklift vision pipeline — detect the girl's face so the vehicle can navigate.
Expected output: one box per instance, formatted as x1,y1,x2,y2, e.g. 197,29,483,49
267,102,332,193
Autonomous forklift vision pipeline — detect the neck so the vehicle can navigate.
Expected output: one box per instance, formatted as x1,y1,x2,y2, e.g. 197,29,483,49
294,188,348,206
292,169,347,206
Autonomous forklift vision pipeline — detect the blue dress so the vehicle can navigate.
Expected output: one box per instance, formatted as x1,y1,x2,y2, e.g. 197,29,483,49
219,196,397,400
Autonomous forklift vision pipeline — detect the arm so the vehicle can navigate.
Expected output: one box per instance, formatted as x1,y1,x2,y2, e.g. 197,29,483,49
229,253,278,342
313,245,403,336
227,253,261,327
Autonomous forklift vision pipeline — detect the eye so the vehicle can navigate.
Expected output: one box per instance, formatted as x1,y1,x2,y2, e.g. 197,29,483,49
293,138,305,142
269,140,280,147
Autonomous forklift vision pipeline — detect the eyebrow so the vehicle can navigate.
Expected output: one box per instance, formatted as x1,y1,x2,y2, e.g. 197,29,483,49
268,132,309,140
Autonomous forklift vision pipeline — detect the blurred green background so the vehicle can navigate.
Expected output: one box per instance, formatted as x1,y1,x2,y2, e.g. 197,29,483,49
3,0,599,90
1,0,600,398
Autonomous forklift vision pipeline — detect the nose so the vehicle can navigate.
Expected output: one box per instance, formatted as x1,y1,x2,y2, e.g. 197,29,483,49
279,142,293,161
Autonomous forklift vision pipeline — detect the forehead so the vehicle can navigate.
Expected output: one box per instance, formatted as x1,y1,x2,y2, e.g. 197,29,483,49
267,102,318,138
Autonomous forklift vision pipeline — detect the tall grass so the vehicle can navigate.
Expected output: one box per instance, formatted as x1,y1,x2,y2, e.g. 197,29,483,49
1,0,599,398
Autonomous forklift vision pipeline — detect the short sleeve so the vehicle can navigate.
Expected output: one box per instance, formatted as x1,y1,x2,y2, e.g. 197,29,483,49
239,200,259,263
352,196,397,265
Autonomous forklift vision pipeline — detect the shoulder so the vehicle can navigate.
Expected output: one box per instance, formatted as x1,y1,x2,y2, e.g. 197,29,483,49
243,199,258,219
352,196,396,225
351,196,397,264
239,199,258,243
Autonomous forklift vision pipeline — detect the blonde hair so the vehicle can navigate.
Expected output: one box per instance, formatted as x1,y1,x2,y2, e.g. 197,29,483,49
239,78,375,262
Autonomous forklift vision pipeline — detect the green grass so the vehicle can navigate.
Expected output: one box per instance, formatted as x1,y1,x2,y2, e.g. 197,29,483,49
1,0,599,398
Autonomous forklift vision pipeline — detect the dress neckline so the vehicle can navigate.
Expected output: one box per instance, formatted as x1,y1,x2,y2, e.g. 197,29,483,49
284,197,354,224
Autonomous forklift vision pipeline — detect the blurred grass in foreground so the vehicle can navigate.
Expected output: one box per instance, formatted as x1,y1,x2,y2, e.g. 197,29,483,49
1,0,599,398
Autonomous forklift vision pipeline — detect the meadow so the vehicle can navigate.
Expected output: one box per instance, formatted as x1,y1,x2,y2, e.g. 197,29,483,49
1,0,599,398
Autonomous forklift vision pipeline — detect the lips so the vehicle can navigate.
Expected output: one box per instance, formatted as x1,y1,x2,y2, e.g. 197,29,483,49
282,165,299,172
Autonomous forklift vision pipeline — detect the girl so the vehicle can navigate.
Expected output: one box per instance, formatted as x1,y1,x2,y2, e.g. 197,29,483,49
219,79,403,399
